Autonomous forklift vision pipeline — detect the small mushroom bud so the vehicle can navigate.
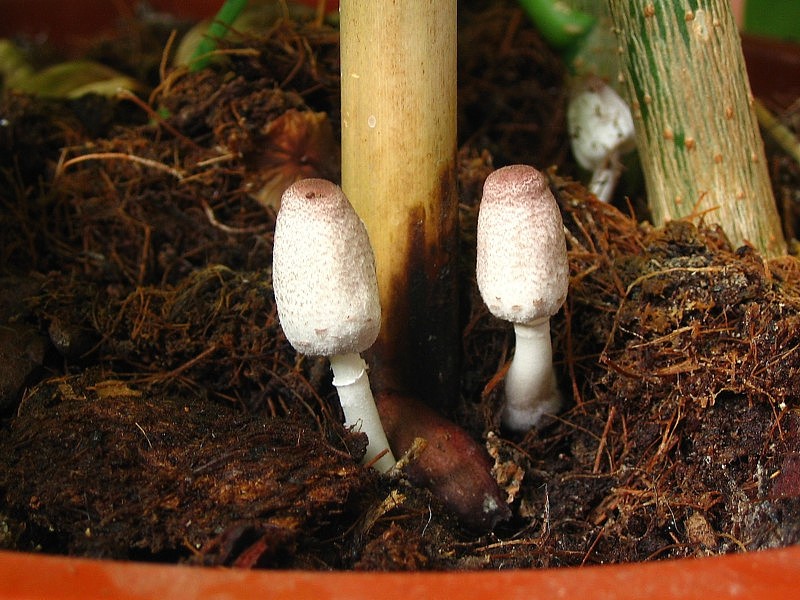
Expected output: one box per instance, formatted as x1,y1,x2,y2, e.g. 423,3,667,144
476,165,569,432
567,76,635,202
272,178,395,472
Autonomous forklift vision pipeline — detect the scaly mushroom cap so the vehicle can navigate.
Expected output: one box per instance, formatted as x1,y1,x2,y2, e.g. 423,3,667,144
476,165,568,324
273,179,381,356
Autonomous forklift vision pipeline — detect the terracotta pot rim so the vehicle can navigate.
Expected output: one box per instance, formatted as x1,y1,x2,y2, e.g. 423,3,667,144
1,545,800,599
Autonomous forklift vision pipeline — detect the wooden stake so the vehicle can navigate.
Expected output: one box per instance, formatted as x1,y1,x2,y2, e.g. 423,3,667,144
340,0,459,404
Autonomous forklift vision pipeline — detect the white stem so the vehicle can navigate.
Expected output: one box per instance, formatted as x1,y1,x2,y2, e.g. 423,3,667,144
502,320,562,432
329,352,396,472
588,151,621,203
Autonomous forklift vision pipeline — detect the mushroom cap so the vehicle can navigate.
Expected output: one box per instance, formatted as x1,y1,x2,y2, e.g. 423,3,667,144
476,165,568,324
567,77,636,171
273,179,381,356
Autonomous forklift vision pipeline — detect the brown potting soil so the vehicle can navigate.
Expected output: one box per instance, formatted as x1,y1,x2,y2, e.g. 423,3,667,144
1,0,799,571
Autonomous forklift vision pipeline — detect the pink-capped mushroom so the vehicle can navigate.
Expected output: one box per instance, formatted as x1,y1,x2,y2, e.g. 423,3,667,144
476,165,569,432
272,178,395,472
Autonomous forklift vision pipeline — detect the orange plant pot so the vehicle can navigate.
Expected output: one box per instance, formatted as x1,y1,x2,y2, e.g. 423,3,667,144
1,545,799,599
0,1,798,598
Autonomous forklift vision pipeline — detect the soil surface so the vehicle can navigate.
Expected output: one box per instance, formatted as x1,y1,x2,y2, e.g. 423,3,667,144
1,0,800,570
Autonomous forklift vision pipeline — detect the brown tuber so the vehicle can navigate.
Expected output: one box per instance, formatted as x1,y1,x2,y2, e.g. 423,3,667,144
376,390,511,532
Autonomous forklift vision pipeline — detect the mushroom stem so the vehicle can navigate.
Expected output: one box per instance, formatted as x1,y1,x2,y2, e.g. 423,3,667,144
329,353,396,472
503,320,562,432
588,153,621,203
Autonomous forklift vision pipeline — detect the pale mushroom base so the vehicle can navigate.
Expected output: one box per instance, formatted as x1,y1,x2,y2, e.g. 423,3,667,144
501,320,563,432
329,352,396,472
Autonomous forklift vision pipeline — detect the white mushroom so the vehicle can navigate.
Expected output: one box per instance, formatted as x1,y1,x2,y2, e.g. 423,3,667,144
567,76,636,202
272,178,395,472
476,165,569,432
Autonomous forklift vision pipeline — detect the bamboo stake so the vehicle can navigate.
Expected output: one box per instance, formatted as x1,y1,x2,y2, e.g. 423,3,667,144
340,0,459,404
608,0,786,257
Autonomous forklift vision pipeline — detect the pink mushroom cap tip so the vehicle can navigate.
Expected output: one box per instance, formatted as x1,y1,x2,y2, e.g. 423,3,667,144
476,165,569,324
272,179,381,356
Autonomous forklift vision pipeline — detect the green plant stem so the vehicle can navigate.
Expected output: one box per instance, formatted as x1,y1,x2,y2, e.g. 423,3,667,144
517,0,595,50
189,0,249,71
608,0,786,258
754,99,800,168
